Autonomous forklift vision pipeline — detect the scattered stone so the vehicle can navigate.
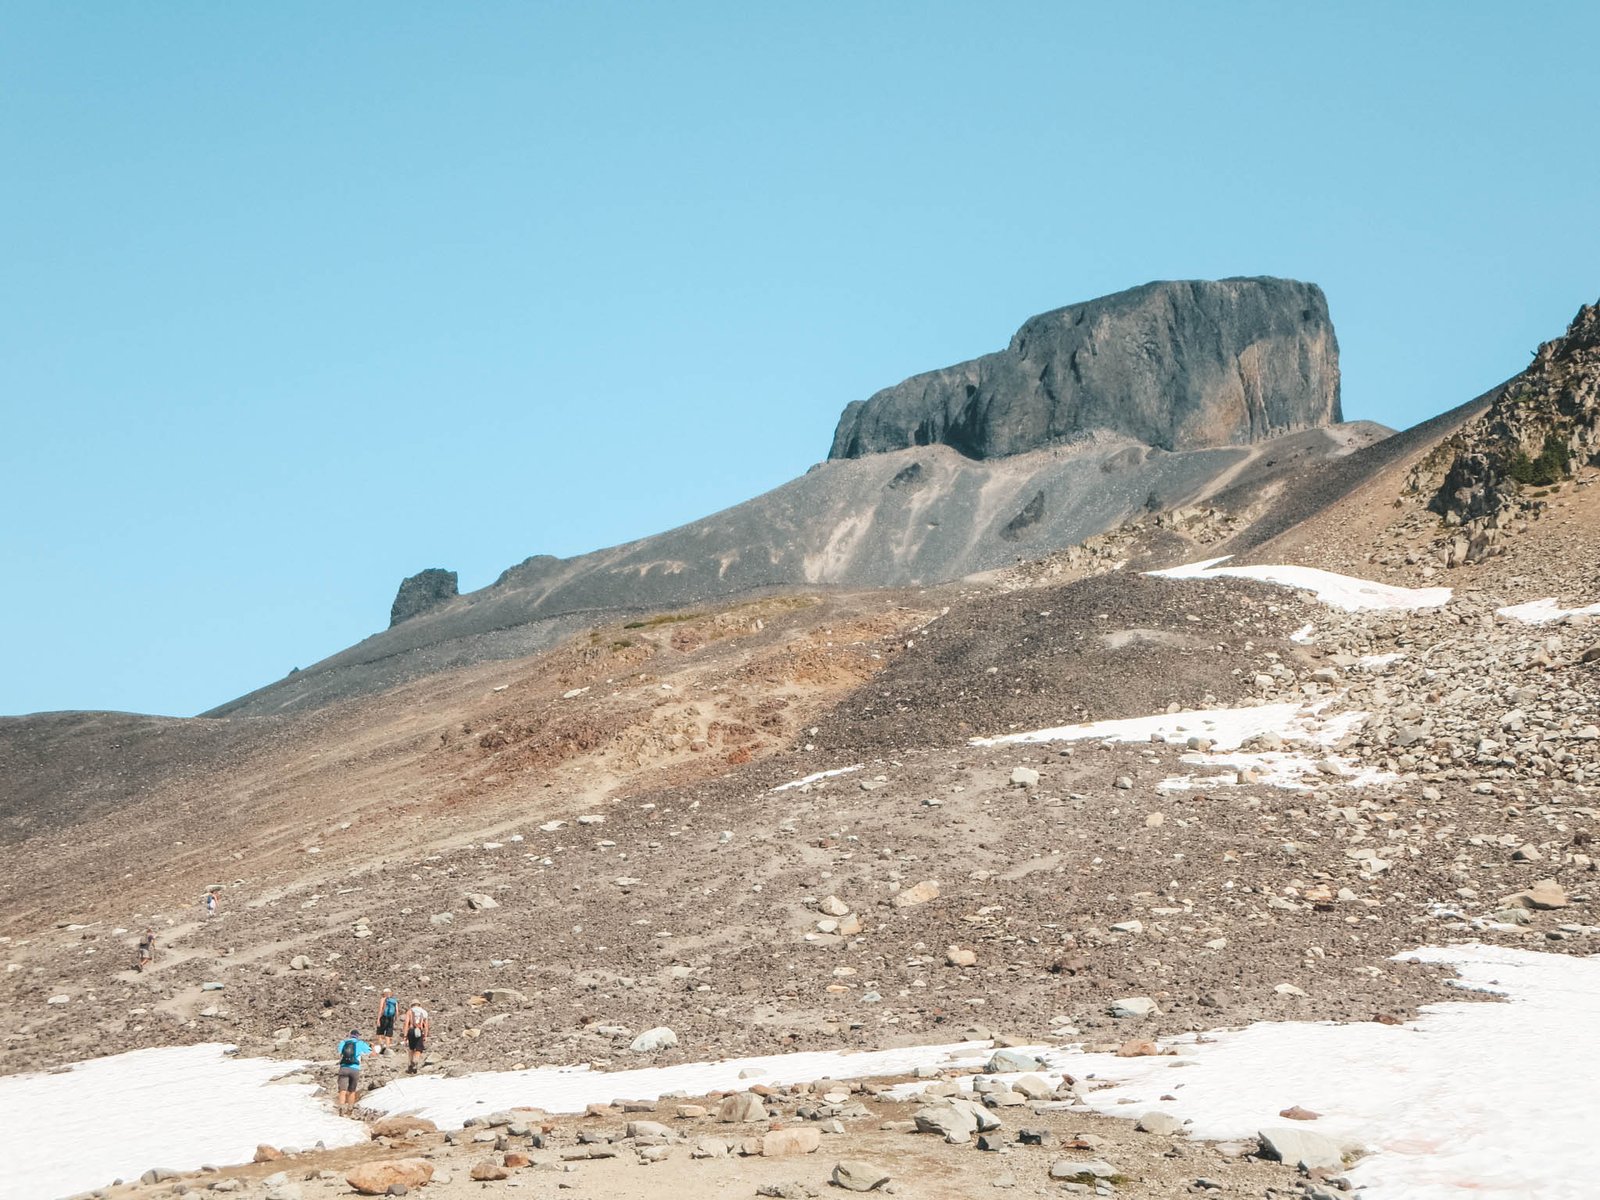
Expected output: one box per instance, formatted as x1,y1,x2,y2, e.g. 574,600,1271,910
344,1159,435,1196
464,893,499,910
370,1117,437,1139
469,1159,509,1181
1279,1106,1321,1121
1009,767,1040,788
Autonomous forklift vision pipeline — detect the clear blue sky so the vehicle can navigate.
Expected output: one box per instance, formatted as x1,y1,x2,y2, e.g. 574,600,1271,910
3,3,1597,717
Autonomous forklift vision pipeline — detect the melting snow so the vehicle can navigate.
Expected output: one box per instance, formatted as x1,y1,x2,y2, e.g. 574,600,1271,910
9,946,1597,1199
971,699,1359,751
363,1040,991,1128
1149,556,1452,612
771,764,862,791
0,1044,365,1200
1497,597,1600,624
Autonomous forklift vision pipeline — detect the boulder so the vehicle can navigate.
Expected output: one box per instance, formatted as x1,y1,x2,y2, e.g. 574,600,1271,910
344,1158,435,1195
464,893,499,910
1256,1126,1348,1172
761,1127,821,1157
469,1159,509,1181
630,1026,678,1053
1135,1111,1183,1136
832,1160,892,1192
985,1049,1040,1073
717,1092,768,1122
913,1104,978,1144
1109,996,1159,1018
370,1116,438,1139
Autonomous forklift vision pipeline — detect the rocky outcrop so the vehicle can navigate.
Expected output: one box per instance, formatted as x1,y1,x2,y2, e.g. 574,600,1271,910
829,278,1340,460
389,568,458,627
1413,299,1600,564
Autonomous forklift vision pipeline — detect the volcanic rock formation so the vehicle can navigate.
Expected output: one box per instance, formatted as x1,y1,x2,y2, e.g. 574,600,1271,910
829,277,1341,461
390,567,458,626
1412,297,1600,564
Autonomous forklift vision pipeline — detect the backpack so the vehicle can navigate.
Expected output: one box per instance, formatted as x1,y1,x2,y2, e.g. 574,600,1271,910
383,997,398,1018
339,1039,360,1067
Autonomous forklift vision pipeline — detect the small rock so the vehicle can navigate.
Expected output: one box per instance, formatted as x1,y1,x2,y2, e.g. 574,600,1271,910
1109,996,1159,1018
893,880,940,908
464,893,499,910
1009,767,1040,789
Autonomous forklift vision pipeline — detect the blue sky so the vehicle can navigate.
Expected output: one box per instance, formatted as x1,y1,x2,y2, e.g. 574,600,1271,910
3,3,1597,717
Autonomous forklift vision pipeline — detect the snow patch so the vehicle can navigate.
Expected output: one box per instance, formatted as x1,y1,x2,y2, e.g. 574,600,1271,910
364,1040,991,1128
1497,597,1600,624
0,1044,364,1200
771,764,862,792
971,700,1358,752
1149,557,1452,612
1065,944,1600,1200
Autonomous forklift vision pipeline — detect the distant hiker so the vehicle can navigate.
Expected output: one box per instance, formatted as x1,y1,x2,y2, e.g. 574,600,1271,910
375,989,399,1052
135,927,156,972
202,891,217,919
403,1003,430,1074
334,1028,372,1115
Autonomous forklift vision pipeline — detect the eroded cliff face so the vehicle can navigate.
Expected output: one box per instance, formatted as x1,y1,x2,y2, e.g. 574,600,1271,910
1411,299,1600,565
829,277,1341,461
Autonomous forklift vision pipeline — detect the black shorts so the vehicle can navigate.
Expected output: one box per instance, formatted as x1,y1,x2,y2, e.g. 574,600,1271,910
377,1014,395,1036
337,1066,359,1091
407,1030,426,1051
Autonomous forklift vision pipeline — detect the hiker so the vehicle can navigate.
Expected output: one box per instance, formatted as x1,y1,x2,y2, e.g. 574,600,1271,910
202,890,217,919
334,1028,372,1116
375,988,399,1052
403,1002,430,1074
135,927,156,972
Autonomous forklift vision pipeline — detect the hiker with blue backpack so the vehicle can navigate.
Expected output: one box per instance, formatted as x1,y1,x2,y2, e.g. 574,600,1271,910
374,989,399,1053
334,1028,372,1116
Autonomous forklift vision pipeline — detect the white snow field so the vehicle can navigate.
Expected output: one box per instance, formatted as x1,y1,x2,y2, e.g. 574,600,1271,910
1497,596,1600,624
6,946,1596,1199
971,698,1392,790
361,1039,991,1128
970,698,1362,753
881,945,1600,1200
1149,556,1453,612
0,1043,365,1200
1067,944,1600,1200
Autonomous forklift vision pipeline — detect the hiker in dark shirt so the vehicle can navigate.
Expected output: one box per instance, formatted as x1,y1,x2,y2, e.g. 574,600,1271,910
374,989,399,1053
135,928,156,972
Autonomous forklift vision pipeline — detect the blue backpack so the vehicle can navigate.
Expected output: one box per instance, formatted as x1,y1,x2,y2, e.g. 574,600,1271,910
339,1039,360,1067
383,997,398,1018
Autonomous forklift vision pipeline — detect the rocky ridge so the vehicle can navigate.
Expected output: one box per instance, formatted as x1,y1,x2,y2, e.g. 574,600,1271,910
830,278,1340,460
1409,298,1600,565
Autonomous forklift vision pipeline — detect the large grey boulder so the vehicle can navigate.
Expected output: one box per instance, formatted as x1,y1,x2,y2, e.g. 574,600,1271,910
1256,1126,1349,1172
829,278,1340,460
